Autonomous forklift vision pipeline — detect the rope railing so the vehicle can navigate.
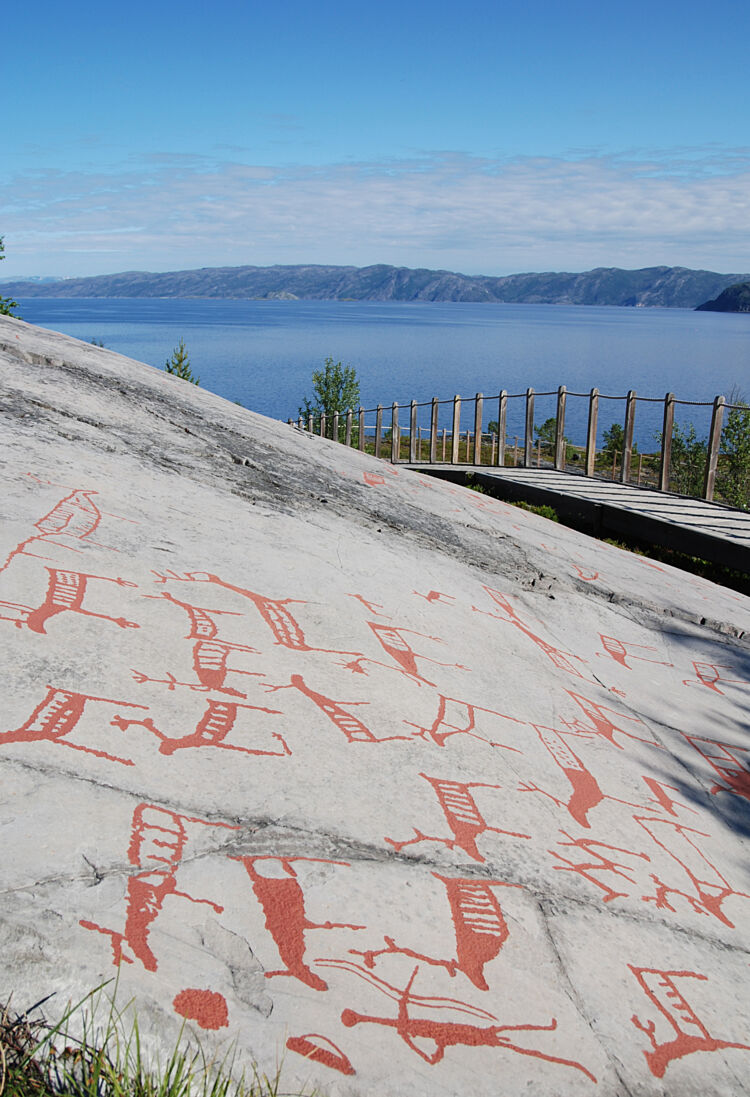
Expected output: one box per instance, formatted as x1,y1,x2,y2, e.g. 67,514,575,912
288,386,749,506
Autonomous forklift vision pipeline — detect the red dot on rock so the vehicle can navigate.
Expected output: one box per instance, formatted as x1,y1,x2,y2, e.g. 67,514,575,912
172,989,229,1030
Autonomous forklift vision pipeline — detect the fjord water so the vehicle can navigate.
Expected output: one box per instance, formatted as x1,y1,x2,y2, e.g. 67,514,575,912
18,297,749,448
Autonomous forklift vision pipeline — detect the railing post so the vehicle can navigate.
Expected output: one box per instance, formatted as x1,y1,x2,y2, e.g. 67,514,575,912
307,413,314,433
491,434,496,464
358,406,365,451
496,390,507,467
441,428,447,462
409,399,418,462
621,390,636,483
585,387,599,477
345,408,353,448
391,402,399,463
430,398,438,463
451,395,461,464
554,385,567,470
320,413,326,439
375,404,383,458
703,394,725,501
297,417,303,430
473,393,483,465
524,388,535,467
332,411,340,443
659,392,675,492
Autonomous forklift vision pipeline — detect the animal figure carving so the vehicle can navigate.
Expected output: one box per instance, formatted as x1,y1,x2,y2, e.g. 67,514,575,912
111,700,289,757
1,686,145,765
235,856,364,991
630,966,750,1077
81,805,237,970
351,873,520,990
386,773,530,862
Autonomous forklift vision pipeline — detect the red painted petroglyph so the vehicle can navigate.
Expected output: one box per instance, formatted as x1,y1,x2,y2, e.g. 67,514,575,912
403,694,522,750
320,961,596,1080
151,571,360,656
0,600,34,627
234,856,364,991
81,805,237,970
265,674,412,743
560,692,659,751
474,587,586,679
351,873,521,990
386,774,530,862
342,622,467,686
111,699,290,757
145,590,260,695
130,669,263,695
346,593,389,617
638,558,668,573
16,569,139,634
683,734,750,803
362,472,386,487
1,490,110,574
682,661,747,694
172,989,229,1030
413,590,455,605
634,815,749,927
572,563,599,582
630,966,750,1078
642,777,698,818
549,831,650,903
286,1034,355,1075
518,724,605,829
1,687,146,765
596,635,673,670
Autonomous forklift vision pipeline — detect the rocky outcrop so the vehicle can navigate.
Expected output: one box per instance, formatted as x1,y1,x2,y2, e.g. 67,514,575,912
696,281,750,313
1,314,749,1096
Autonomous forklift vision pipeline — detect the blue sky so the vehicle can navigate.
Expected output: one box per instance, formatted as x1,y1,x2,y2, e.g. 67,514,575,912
2,0,749,278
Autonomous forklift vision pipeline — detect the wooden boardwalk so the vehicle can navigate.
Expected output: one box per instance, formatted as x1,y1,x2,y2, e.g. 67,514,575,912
406,463,750,573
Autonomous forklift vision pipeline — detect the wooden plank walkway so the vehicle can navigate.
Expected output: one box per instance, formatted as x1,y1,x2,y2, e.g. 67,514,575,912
405,463,750,573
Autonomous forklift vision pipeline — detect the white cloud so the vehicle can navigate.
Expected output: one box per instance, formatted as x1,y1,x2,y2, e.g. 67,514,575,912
2,150,750,278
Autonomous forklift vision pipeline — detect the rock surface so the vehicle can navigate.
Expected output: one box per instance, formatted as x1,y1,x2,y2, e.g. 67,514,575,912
1,314,749,1096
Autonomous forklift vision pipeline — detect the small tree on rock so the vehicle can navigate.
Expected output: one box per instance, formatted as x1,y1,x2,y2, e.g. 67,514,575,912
165,338,199,384
299,357,360,441
0,237,20,317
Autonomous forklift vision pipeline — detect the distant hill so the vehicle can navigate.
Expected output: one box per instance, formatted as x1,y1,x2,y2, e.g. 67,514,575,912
5,262,750,308
695,280,750,313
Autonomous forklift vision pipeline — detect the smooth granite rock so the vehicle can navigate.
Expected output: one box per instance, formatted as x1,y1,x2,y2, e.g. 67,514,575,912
1,314,749,1096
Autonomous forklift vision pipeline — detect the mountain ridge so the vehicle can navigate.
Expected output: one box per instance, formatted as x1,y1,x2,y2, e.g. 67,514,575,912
5,262,750,308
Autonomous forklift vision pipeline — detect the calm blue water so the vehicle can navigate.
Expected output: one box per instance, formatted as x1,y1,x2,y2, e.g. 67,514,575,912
17,298,750,449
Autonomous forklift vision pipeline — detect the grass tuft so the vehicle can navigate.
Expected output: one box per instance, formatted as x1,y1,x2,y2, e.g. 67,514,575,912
0,986,305,1097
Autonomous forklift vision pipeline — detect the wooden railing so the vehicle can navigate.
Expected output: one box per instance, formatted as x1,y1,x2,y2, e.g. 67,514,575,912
289,386,746,504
